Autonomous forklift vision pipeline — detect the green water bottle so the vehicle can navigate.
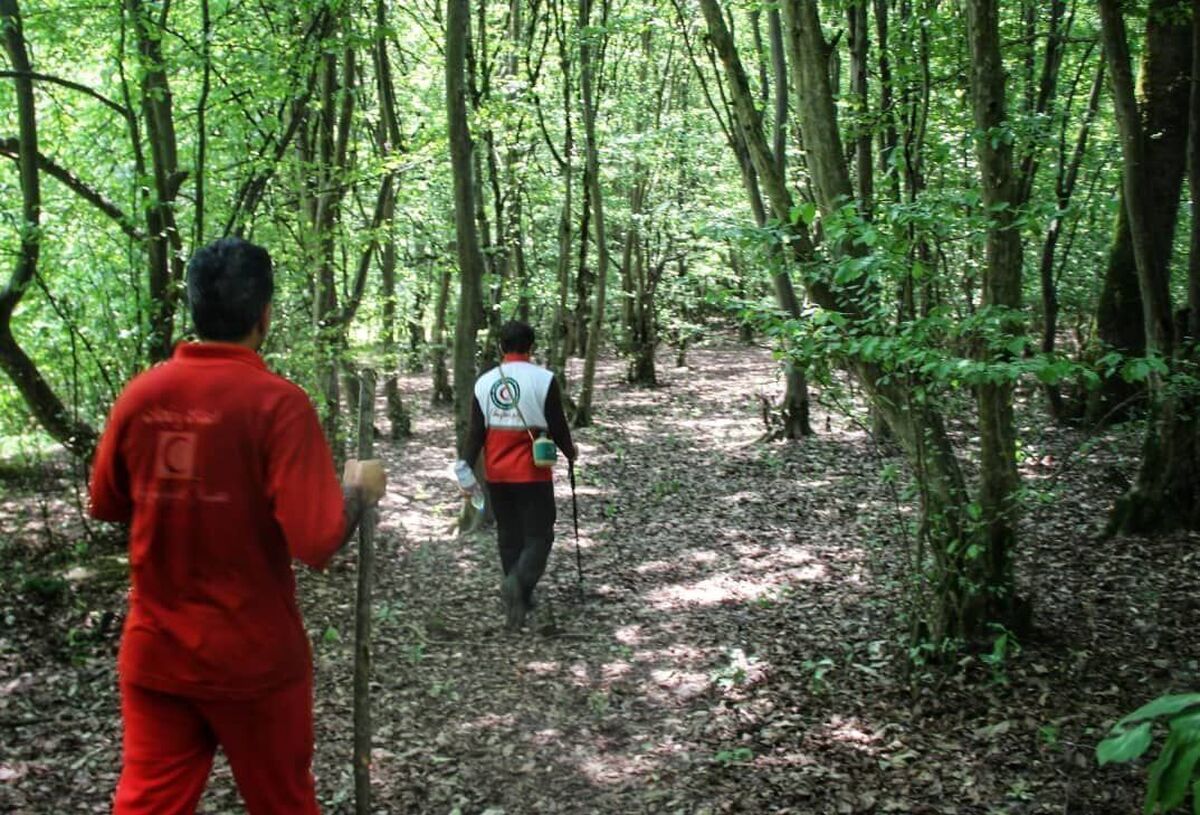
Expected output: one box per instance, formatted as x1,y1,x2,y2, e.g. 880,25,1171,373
532,437,557,468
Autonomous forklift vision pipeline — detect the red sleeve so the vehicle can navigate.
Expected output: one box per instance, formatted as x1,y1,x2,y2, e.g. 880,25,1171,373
265,390,346,570
89,399,132,523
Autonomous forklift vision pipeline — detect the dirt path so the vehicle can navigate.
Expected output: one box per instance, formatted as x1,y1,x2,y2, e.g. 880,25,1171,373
2,340,1197,813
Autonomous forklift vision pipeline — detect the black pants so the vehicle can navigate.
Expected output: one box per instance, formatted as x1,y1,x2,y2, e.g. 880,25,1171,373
488,481,556,604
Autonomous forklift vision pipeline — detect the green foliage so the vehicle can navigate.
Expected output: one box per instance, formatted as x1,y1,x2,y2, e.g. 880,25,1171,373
979,624,1021,686
802,657,836,694
712,746,754,766
1097,694,1200,814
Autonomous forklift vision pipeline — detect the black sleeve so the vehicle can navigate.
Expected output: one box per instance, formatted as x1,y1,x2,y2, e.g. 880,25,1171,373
544,378,578,461
339,486,366,549
462,395,486,466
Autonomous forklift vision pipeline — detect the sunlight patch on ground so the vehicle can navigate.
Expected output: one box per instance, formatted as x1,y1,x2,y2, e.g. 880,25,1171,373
635,559,674,575
600,661,634,682
522,660,560,677
631,643,707,666
614,624,643,645
774,548,816,566
574,752,646,786
822,715,885,756
644,568,826,609
529,728,564,747
458,712,518,733
647,668,710,701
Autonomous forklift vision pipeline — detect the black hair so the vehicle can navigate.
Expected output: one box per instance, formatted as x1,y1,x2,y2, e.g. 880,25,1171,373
499,320,536,354
186,238,274,342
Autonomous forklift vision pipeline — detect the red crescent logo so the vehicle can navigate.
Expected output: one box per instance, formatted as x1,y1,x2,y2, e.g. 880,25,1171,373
155,432,198,480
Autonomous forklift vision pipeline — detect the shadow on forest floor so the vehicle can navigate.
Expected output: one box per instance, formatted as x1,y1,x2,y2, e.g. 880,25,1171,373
1,338,1198,814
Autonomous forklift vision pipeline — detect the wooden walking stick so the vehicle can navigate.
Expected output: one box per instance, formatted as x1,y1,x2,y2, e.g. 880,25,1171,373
568,458,583,592
353,369,377,815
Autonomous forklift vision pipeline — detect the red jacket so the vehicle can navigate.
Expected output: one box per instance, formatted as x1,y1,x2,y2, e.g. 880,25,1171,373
89,343,345,699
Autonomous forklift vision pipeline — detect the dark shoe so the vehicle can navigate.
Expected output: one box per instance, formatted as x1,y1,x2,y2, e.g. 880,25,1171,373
502,574,526,631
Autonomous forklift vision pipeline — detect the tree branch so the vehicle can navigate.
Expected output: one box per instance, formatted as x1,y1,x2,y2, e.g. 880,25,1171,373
0,70,133,121
0,138,145,241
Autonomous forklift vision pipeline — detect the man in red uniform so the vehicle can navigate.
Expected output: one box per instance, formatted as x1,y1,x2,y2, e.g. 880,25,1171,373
461,321,577,630
89,237,386,814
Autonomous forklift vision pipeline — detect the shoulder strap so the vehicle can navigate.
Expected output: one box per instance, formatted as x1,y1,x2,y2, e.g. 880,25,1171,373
497,362,537,442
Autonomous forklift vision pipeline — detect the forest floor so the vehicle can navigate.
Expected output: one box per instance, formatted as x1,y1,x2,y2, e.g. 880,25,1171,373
1,337,1199,814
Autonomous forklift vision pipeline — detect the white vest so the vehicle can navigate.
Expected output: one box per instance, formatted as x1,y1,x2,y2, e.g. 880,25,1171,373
474,361,554,431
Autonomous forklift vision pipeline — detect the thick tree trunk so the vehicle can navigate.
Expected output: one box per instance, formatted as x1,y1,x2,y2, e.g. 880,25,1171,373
1098,0,1179,358
1091,0,1190,420
0,0,97,457
965,0,1025,627
1106,0,1200,534
1193,0,1200,346
780,0,854,217
573,0,610,428
447,0,487,451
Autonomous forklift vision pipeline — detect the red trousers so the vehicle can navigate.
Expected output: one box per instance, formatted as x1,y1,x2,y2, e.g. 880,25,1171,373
114,678,320,815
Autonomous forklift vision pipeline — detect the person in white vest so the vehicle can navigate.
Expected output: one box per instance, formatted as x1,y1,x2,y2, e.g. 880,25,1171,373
460,321,578,630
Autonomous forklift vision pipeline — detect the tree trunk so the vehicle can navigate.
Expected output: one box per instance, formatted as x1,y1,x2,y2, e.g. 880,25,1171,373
1091,0,1190,420
1040,59,1104,420
780,0,854,218
352,369,377,815
375,0,411,440
759,5,813,436
848,0,874,217
430,265,454,405
549,0,575,385
447,0,487,451
874,0,900,201
1098,0,1179,358
571,179,592,360
965,0,1025,627
128,0,185,363
703,0,994,642
0,0,97,457
1104,0,1200,534
573,0,610,428
625,28,658,386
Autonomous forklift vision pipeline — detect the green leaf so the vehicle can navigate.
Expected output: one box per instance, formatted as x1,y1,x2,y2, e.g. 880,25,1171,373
1119,695,1200,728
790,202,816,225
1158,733,1200,811
1146,737,1178,813
1097,721,1153,766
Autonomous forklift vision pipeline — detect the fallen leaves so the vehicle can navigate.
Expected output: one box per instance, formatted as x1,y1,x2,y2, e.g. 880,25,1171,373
0,343,1196,813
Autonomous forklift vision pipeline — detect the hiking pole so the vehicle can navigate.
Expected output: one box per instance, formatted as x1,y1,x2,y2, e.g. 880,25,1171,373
353,369,376,815
568,458,583,593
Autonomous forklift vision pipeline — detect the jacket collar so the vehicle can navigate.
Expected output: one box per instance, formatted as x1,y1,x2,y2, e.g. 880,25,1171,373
173,341,267,370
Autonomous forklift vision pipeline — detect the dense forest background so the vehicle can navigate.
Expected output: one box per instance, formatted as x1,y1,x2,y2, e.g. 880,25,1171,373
2,0,1200,811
